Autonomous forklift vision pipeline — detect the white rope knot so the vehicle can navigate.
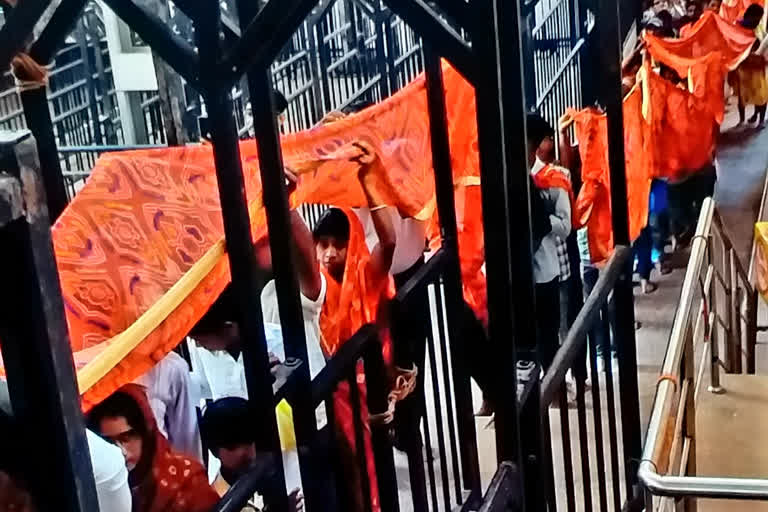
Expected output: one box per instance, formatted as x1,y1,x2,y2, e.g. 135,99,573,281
369,364,418,426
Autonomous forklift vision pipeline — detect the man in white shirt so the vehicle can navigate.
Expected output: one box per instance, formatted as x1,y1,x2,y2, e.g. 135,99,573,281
135,351,203,461
527,114,572,372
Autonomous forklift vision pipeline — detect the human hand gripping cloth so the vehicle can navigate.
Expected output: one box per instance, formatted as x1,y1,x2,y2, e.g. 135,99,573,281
9,61,477,410
569,86,653,264
651,10,755,70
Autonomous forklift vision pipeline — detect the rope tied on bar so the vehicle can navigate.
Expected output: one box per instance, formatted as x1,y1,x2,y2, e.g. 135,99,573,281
369,364,418,426
656,373,679,392
11,53,49,92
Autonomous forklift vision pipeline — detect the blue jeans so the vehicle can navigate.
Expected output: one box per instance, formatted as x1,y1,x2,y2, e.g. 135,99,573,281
581,264,616,357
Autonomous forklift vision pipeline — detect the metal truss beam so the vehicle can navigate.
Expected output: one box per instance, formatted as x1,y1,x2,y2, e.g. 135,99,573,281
385,0,476,83
221,0,317,83
101,0,200,88
0,0,52,71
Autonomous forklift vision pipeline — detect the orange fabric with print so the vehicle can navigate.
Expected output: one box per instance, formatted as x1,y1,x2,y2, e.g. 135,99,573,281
650,10,754,69
569,86,653,264
720,0,765,24
319,208,392,512
37,62,479,409
642,62,718,181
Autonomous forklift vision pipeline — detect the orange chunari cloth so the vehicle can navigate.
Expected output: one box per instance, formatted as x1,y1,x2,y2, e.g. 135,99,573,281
643,41,729,123
13,48,724,406
38,62,475,409
641,61,718,181
568,86,653,264
651,11,755,69
719,0,765,24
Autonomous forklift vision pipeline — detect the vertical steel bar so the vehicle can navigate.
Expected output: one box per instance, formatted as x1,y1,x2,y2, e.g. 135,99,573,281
432,281,463,504
601,305,623,510
471,0,530,486
723,243,734,372
19,86,69,221
0,131,99,512
196,5,288,510
348,369,374,512
747,289,757,375
558,384,576,512
596,0,642,496
362,336,400,512
729,249,743,373
75,20,103,146
235,2,319,502
682,327,697,512
426,283,453,511
588,329,609,512
708,239,724,393
424,46,481,500
575,351,594,511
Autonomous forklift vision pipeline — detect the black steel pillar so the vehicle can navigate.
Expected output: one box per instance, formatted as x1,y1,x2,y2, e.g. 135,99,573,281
196,3,288,509
424,47,482,503
76,20,104,146
471,0,540,501
0,130,99,512
15,0,91,221
235,0,319,507
471,0,548,505
596,0,642,497
19,86,70,220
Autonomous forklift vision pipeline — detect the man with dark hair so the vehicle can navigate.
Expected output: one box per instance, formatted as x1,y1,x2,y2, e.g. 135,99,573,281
200,397,304,512
527,113,572,372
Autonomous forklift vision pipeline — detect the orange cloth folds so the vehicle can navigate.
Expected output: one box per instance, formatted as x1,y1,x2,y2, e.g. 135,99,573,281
651,11,755,70
570,86,653,264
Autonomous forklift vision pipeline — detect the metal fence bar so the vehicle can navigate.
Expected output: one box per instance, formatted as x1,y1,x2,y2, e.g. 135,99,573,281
0,130,99,512
196,3,289,510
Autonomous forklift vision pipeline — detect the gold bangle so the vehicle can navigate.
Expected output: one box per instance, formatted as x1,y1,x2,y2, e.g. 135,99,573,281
370,204,387,212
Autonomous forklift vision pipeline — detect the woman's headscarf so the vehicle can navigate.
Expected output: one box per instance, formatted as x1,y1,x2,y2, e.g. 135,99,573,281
318,207,393,357
101,385,219,512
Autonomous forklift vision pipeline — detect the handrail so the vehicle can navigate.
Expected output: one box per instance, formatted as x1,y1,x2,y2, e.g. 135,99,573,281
540,245,630,407
712,209,751,290
638,197,767,501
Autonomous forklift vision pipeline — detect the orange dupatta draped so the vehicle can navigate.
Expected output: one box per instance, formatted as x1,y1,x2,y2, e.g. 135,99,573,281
318,208,393,512
532,163,577,226
650,11,755,69
570,86,653,264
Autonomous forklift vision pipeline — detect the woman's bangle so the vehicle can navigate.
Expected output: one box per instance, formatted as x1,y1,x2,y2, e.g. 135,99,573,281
370,204,387,212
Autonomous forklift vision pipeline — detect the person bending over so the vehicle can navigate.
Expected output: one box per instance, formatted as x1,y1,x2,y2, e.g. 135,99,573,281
201,397,303,512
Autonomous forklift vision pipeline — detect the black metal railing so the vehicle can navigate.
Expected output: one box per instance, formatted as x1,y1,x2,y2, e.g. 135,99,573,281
540,246,637,511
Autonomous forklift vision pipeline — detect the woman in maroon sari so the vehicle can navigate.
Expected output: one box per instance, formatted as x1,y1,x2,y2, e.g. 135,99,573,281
89,384,220,512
